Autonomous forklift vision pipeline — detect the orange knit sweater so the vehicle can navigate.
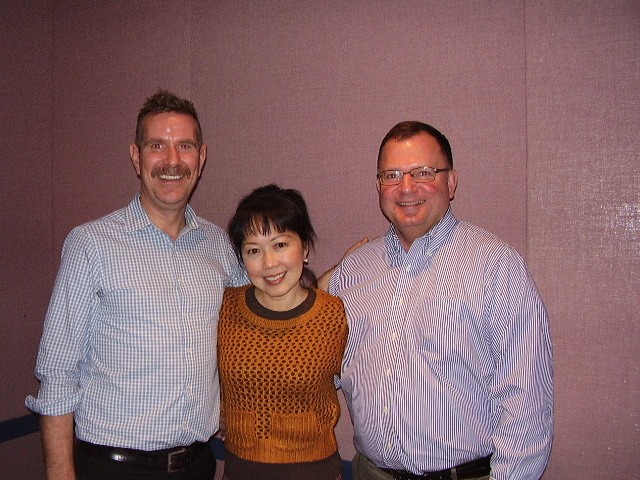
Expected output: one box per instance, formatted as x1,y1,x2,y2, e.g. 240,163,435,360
218,286,348,464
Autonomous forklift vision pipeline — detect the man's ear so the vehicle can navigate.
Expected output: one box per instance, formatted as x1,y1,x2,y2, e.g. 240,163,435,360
447,169,458,200
197,144,207,177
130,143,141,176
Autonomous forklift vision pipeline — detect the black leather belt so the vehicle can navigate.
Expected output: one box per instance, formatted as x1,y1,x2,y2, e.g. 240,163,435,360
76,439,208,472
381,455,491,480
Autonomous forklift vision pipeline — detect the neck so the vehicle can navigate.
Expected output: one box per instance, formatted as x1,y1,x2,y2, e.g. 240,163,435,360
254,285,309,312
140,198,187,241
397,229,422,252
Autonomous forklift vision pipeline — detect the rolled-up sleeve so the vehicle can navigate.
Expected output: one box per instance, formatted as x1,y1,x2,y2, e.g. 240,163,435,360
26,228,98,416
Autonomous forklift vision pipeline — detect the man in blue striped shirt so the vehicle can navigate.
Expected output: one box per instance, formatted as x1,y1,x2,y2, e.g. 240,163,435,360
26,91,247,479
329,122,553,480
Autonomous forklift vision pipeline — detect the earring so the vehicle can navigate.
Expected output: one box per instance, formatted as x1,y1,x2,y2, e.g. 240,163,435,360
303,258,309,264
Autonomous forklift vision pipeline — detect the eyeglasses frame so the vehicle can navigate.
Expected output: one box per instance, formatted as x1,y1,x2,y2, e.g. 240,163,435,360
376,166,452,186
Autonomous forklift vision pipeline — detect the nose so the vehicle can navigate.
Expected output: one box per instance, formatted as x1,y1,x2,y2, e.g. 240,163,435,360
166,145,180,166
263,250,277,269
399,171,417,192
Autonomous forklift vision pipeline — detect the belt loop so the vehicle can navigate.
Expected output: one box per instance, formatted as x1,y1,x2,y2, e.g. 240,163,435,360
451,467,458,480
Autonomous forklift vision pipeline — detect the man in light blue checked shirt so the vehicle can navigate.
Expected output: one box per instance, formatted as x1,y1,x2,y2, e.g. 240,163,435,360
329,121,553,480
26,90,247,480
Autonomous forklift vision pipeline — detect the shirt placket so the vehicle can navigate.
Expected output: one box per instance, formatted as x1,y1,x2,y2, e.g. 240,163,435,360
173,238,196,442
379,257,414,465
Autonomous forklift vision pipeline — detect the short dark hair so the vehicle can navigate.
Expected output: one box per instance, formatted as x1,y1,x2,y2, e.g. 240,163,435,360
377,121,453,169
135,90,203,147
228,184,317,263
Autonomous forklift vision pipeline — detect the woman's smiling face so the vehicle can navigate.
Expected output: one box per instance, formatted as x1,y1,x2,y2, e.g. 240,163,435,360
241,228,308,312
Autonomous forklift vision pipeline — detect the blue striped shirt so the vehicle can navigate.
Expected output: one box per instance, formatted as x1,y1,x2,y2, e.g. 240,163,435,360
329,209,553,480
26,194,248,450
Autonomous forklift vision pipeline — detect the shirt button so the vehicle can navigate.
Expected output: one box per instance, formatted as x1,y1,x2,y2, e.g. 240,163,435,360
383,406,389,414
386,368,391,377
186,348,193,354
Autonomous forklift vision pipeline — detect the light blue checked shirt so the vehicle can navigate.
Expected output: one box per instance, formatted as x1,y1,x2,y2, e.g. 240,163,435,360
26,194,247,450
329,209,553,480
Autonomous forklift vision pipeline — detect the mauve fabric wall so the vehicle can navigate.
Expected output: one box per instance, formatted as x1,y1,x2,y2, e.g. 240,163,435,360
525,2,640,477
0,2,54,478
1,1,638,478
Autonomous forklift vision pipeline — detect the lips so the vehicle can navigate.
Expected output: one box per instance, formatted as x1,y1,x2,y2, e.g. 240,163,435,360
264,272,286,283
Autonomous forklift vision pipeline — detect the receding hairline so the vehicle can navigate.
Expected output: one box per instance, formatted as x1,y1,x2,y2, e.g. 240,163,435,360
378,131,450,169
137,111,202,145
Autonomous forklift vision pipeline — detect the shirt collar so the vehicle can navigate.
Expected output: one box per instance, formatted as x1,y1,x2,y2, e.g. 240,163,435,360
385,208,459,266
124,193,200,234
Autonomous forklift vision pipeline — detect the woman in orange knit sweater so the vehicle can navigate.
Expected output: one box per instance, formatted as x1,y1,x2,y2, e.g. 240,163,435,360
218,184,348,480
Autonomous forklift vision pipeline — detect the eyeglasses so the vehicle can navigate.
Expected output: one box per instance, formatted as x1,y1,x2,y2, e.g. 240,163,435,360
376,166,451,186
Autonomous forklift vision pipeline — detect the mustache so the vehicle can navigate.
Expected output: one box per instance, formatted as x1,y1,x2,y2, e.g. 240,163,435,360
151,165,192,179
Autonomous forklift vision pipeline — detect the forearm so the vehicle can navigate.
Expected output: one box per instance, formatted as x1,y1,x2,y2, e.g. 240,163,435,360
320,237,370,292
40,413,76,480
317,267,334,291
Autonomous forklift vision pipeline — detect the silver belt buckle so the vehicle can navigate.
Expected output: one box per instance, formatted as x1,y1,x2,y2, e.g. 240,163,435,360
167,447,189,472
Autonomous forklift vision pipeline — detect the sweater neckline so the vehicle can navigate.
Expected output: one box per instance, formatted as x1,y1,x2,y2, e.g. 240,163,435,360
245,285,317,321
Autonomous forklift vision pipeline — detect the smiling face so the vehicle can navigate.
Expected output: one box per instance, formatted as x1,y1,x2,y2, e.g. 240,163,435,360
377,132,457,251
129,112,206,219
241,228,309,312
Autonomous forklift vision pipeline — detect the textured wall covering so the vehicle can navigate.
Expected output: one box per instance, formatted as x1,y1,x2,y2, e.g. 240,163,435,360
0,2,54,478
192,1,530,263
1,1,638,478
525,2,639,477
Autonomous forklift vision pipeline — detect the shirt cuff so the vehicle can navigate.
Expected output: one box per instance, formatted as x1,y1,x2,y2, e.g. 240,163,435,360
25,393,79,416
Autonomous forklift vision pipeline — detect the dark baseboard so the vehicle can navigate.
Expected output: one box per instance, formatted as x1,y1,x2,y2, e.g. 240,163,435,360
0,416,353,479
0,414,40,443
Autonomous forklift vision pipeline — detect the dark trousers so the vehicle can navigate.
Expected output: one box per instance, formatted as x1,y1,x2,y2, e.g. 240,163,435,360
351,453,490,480
75,444,216,480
